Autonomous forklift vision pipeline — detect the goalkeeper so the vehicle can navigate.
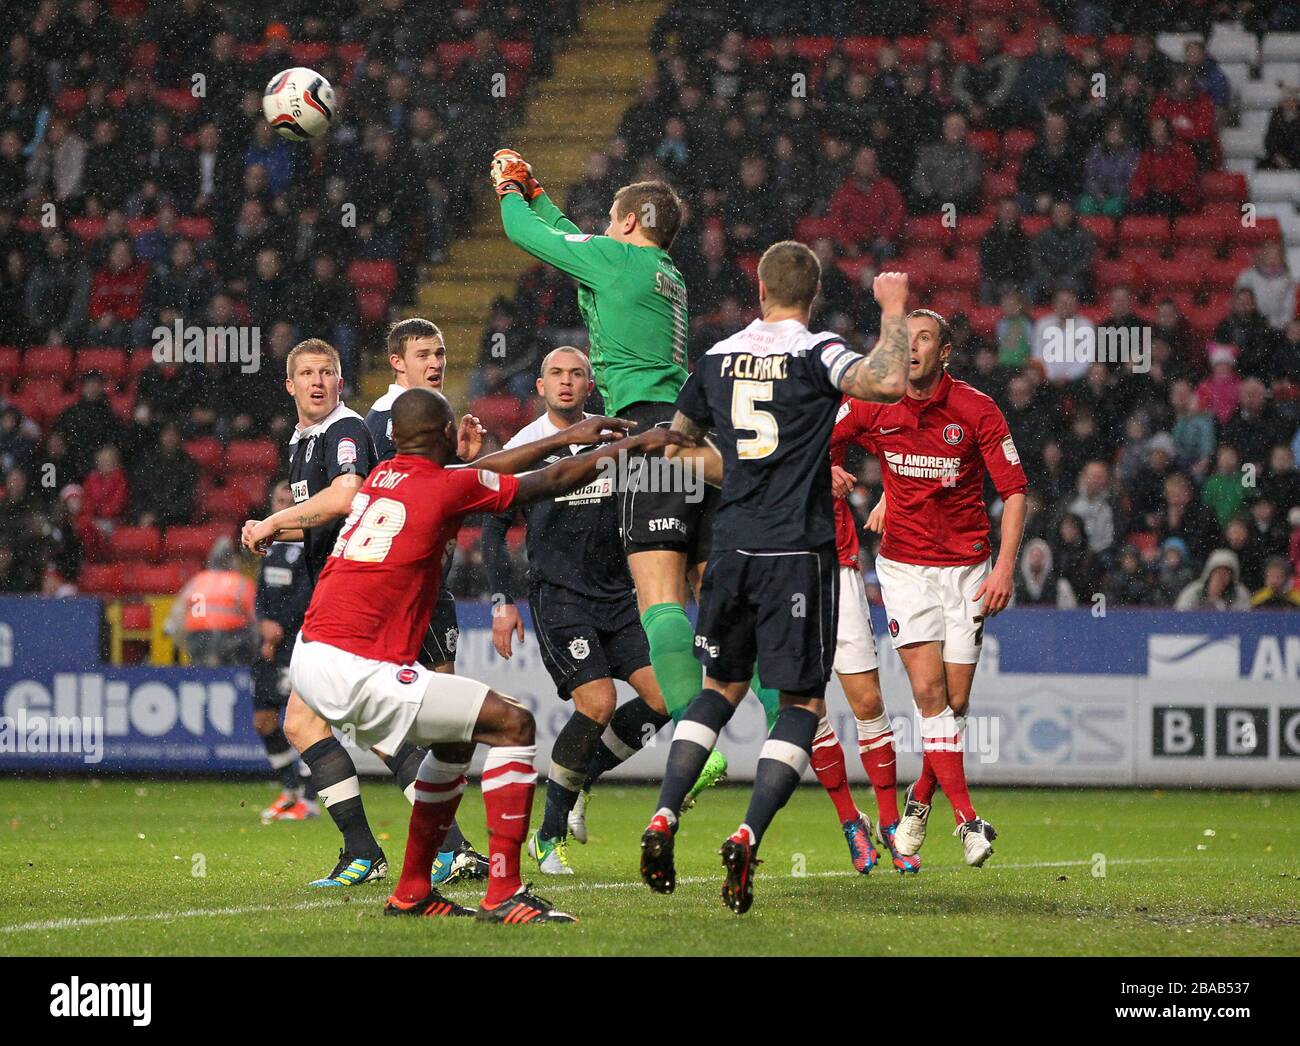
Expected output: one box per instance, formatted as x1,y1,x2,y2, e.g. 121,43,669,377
491,150,780,807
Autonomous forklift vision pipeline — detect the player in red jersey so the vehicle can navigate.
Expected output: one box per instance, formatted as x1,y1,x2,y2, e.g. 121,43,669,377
286,387,683,923
833,309,1026,867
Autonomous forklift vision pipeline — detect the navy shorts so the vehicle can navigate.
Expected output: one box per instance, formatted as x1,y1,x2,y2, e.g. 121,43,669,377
530,584,651,699
252,646,293,712
418,588,459,668
693,544,839,696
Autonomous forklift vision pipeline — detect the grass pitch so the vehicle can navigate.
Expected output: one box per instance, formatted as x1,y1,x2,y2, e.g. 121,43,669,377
1,779,1297,956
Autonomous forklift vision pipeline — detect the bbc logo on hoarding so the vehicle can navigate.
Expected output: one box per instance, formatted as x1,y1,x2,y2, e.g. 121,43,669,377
1154,706,1298,759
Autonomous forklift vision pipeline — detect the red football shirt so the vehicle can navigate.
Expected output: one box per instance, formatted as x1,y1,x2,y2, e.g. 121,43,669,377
302,455,518,663
831,440,861,569
832,373,1027,566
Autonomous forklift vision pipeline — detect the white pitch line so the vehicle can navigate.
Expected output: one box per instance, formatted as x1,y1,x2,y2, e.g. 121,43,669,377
0,856,1203,935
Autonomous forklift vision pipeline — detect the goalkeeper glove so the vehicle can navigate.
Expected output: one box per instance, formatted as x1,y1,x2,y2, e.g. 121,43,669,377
491,148,544,200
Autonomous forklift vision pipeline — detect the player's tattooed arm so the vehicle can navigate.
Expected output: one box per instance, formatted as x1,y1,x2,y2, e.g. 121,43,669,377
513,428,687,505
837,272,909,403
472,415,636,475
664,411,721,486
241,474,362,554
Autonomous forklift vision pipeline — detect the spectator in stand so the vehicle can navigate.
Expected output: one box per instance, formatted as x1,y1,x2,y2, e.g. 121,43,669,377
1015,23,1070,121
1019,113,1083,215
1079,119,1139,217
1184,39,1231,110
1260,445,1300,516
1105,544,1159,606
684,224,750,318
27,117,88,208
82,444,129,531
88,239,149,348
51,372,122,483
1222,378,1290,468
910,112,983,215
827,146,904,259
1197,343,1243,425
1234,241,1297,331
1029,204,1094,305
1247,495,1289,562
1130,117,1201,216
1053,511,1101,602
1068,460,1121,559
1202,443,1246,525
1003,372,1053,472
1015,537,1078,607
995,288,1033,365
1150,65,1220,169
952,22,1020,129
0,249,33,344
808,236,855,321
1153,297,1205,377
1155,537,1197,604
23,232,90,345
1215,286,1281,379
1169,378,1217,474
980,197,1032,304
1131,431,1181,519
132,421,196,528
1261,87,1300,170
1157,471,1221,565
725,155,787,255
1223,515,1266,590
1251,556,1300,608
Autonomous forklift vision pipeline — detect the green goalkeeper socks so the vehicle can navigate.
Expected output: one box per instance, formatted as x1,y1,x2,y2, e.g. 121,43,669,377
641,602,701,723
752,671,781,733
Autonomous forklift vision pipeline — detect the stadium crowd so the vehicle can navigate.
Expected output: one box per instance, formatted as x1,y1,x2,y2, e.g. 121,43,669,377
0,0,577,596
470,0,1300,611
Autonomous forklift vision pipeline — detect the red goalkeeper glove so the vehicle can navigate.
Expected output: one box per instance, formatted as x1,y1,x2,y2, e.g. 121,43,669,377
491,148,544,200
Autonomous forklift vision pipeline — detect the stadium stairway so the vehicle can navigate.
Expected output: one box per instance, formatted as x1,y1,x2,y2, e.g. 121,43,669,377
363,0,666,407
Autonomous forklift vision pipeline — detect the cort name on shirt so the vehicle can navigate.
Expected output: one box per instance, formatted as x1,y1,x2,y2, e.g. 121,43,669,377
720,353,789,381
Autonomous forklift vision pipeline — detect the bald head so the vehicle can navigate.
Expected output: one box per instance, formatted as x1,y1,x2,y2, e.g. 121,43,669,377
391,386,455,458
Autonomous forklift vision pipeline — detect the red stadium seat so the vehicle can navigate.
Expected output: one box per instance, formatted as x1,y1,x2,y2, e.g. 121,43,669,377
291,43,333,65
79,563,126,596
77,348,128,386
166,523,233,560
110,526,163,562
1201,170,1247,204
1093,257,1139,295
842,37,887,66
929,291,977,319
1118,216,1170,251
506,526,526,554
456,525,482,553
183,437,224,472
1020,215,1050,239
904,214,953,248
228,473,270,510
1143,257,1205,297
795,216,837,243
14,378,74,425
225,439,279,472
67,217,105,242
175,217,214,240
968,130,1001,167
204,486,254,523
122,561,195,596
932,256,981,294
156,89,199,115
949,35,979,64
23,346,74,381
499,42,532,74
966,305,1002,339
1185,303,1224,342
108,389,134,421
436,42,474,69
954,213,994,247
1102,35,1133,64
0,347,19,385
1173,214,1230,251
735,254,759,284
1078,216,1115,252
1233,218,1282,249
793,37,836,63
355,290,389,324
982,170,1017,204
347,260,398,296
1001,129,1038,165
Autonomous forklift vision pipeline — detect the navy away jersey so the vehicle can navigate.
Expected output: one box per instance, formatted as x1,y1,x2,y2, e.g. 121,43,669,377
676,317,862,552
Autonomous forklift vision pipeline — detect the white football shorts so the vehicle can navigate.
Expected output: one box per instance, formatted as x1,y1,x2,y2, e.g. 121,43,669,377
290,633,488,755
833,565,880,675
874,555,991,665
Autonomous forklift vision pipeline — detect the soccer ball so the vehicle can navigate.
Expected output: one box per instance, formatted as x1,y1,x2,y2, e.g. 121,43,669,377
262,67,335,141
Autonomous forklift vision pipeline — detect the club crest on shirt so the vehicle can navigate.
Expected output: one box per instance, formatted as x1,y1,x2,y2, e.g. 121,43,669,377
568,637,590,660
396,667,419,684
888,618,900,638
943,423,964,445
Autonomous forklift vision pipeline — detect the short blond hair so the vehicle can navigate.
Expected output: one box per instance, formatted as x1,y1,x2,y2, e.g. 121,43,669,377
286,338,341,379
757,241,821,309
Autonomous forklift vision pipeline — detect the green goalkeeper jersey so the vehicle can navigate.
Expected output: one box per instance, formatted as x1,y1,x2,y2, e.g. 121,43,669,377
500,191,688,415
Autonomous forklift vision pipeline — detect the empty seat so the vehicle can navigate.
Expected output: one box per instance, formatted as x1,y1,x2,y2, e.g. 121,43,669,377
166,523,233,560
905,214,954,248
1261,33,1300,62
1156,32,1203,61
110,525,163,562
1143,257,1206,296
183,437,224,472
1260,61,1300,87
225,439,279,472
1219,62,1252,97
1208,28,1259,65
78,563,126,596
1078,216,1115,251
76,348,128,386
1174,214,1233,250
347,260,398,296
14,378,73,425
1238,82,1282,112
1248,172,1300,204
954,213,994,247
795,216,836,243
23,346,74,380
121,561,195,596
1118,216,1171,250
1201,170,1248,203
